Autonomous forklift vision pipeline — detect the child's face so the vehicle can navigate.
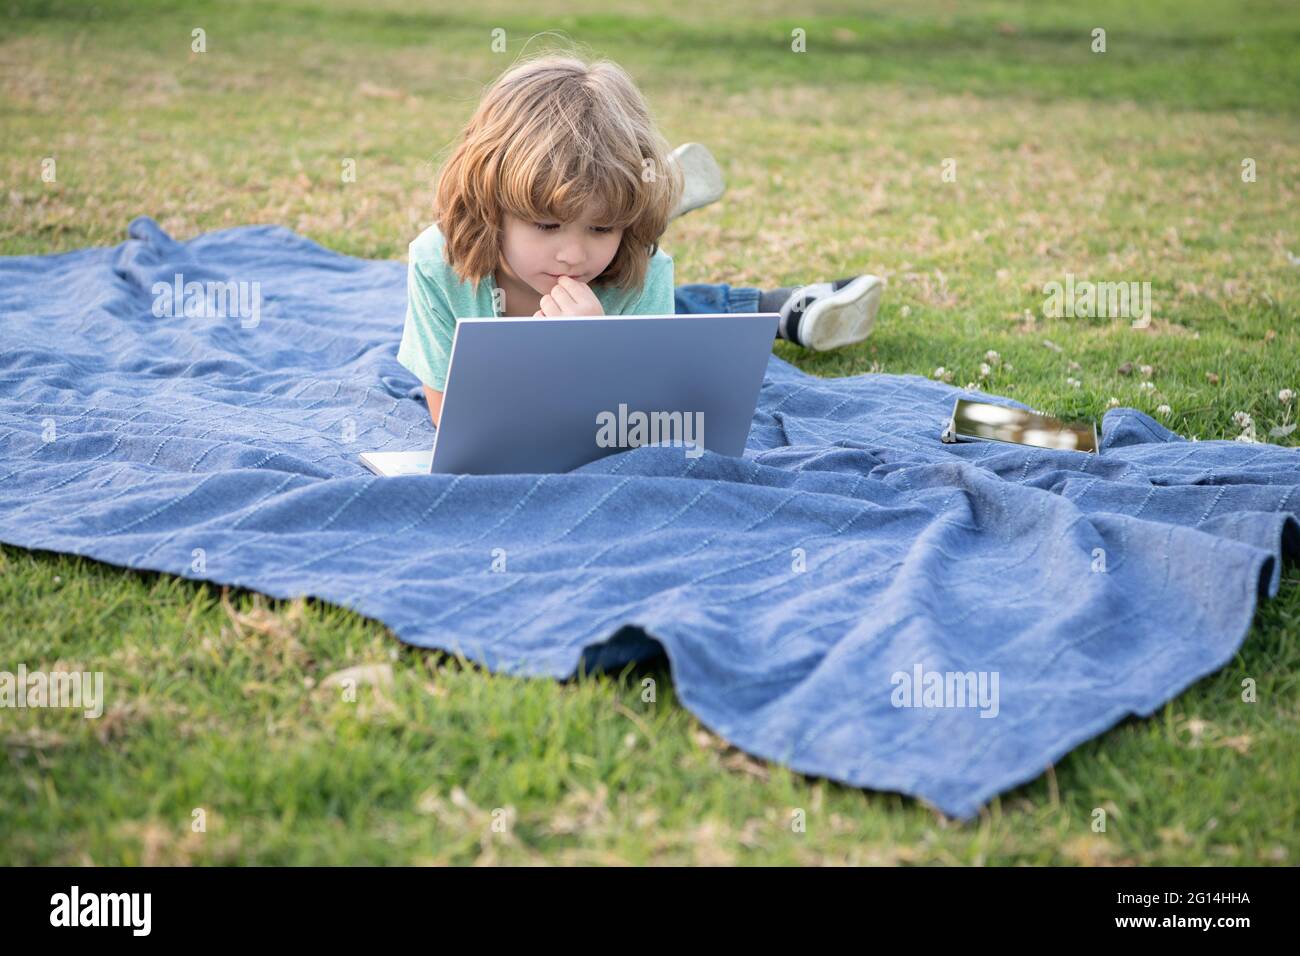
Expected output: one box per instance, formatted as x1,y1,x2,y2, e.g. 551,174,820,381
498,207,625,295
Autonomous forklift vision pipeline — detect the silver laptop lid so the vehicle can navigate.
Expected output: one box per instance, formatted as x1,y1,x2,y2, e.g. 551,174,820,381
430,313,778,475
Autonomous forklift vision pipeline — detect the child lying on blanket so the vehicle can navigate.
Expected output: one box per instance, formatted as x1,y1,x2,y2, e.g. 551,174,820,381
396,52,885,427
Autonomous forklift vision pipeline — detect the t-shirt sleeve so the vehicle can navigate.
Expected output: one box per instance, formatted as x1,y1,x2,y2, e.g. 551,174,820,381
611,249,675,316
396,257,455,391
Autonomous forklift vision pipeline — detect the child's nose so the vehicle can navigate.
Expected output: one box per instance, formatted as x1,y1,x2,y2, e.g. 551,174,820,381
558,238,584,259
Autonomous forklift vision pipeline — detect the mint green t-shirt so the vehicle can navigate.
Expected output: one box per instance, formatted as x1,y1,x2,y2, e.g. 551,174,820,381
396,223,676,391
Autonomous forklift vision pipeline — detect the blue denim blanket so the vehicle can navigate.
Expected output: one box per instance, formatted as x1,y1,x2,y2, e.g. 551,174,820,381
3,216,1296,819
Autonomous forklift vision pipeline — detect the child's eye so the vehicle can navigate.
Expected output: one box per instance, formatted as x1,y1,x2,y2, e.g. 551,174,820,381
535,223,613,234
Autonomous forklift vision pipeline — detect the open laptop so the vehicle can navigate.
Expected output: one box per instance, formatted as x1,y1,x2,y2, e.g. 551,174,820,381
360,312,779,476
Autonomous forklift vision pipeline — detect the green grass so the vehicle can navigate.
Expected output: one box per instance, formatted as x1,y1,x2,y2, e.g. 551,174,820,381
2,0,1298,864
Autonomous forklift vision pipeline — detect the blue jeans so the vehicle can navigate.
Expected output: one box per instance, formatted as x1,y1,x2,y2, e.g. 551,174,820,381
674,282,762,315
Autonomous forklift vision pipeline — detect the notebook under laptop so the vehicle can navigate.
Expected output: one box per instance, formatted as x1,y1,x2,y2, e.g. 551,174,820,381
360,312,779,477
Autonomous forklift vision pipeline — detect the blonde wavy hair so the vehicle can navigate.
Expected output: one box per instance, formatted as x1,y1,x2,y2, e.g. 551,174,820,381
432,52,682,295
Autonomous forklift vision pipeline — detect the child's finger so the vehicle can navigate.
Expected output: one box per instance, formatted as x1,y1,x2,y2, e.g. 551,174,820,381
546,278,577,300
547,282,578,309
557,276,600,310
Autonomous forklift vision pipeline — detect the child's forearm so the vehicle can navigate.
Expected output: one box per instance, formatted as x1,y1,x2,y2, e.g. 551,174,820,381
423,385,444,427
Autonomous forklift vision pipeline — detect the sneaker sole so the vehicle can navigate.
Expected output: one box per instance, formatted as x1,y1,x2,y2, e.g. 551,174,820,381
670,143,726,218
799,275,884,351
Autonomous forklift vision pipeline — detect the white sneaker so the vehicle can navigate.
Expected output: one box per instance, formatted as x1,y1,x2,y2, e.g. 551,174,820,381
782,275,885,351
669,142,726,219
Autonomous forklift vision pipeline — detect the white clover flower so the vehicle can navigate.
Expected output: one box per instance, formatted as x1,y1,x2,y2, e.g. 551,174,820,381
1004,362,1014,372
1280,388,1295,403
984,350,1001,365
900,305,912,318
1139,381,1155,391
933,366,953,383
1067,376,1081,388
1156,404,1171,416
979,362,992,378
1139,364,1153,378
1233,410,1259,442
1107,397,1120,408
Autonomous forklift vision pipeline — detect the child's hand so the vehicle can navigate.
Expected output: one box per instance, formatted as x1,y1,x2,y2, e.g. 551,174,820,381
535,275,604,317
